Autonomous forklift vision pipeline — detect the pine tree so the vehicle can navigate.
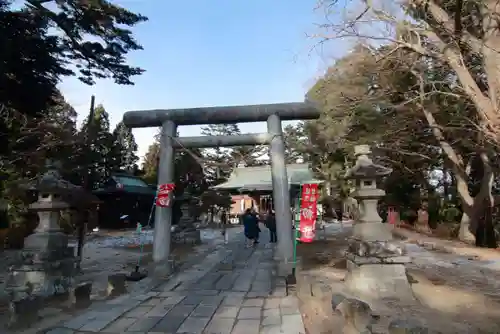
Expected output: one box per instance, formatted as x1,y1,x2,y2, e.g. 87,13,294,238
200,124,240,183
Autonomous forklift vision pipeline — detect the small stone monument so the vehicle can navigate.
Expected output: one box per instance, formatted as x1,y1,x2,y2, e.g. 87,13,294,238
343,145,414,302
172,191,201,244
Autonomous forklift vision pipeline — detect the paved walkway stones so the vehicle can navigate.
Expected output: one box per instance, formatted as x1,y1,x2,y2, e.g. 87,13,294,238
45,232,305,334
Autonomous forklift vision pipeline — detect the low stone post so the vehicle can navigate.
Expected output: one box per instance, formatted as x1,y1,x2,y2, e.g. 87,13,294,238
343,145,413,302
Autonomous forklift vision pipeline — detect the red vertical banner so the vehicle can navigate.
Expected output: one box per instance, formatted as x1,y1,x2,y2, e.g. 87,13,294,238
299,183,319,243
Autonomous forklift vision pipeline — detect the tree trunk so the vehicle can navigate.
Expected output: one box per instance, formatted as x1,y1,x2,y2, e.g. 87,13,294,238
458,210,476,243
473,153,497,248
421,105,477,242
459,152,496,247
482,0,500,143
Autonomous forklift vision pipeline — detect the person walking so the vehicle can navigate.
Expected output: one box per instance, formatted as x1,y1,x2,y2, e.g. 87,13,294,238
220,209,228,244
243,208,260,247
265,210,277,243
251,209,261,244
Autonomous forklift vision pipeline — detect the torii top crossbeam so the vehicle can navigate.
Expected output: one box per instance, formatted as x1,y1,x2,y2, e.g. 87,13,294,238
123,102,319,127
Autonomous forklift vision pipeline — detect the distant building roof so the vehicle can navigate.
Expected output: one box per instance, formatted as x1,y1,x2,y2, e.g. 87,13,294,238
213,163,322,191
93,174,155,196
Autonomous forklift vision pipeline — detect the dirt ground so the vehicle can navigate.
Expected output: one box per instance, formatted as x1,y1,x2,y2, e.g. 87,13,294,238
296,224,500,334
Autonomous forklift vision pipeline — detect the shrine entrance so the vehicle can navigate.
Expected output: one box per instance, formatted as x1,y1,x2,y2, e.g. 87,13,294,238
123,102,319,276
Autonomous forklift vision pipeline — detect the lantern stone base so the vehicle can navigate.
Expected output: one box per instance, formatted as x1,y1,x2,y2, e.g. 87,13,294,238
7,248,77,299
172,229,201,245
344,237,414,302
344,261,414,302
6,244,77,329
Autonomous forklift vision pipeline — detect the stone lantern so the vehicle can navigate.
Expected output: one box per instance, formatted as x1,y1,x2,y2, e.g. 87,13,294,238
6,163,78,301
343,145,413,302
172,191,201,244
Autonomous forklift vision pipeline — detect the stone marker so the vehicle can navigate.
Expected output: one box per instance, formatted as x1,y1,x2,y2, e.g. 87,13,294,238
8,295,42,328
343,145,414,302
107,273,127,296
67,281,92,308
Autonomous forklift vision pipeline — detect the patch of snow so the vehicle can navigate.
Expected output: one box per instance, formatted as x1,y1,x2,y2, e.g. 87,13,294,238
69,230,155,249
71,227,231,250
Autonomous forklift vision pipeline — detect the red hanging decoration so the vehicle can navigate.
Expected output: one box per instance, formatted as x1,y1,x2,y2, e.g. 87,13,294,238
156,183,175,207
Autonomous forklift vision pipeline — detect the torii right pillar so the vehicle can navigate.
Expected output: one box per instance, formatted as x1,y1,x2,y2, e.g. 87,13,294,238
343,145,414,302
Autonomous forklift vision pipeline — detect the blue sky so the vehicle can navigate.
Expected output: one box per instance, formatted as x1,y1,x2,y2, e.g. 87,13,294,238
59,0,349,160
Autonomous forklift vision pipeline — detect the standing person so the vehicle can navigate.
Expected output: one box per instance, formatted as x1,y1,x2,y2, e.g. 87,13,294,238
265,210,277,243
243,208,259,247
220,209,228,244
251,208,261,244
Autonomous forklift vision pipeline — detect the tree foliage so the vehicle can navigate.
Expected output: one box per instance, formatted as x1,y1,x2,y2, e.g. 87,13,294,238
113,121,139,173
0,0,146,232
309,0,500,246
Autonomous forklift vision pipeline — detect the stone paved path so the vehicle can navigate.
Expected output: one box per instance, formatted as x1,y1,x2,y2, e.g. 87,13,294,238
45,232,305,334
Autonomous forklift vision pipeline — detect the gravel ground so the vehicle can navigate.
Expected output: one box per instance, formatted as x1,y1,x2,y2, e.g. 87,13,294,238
0,226,235,303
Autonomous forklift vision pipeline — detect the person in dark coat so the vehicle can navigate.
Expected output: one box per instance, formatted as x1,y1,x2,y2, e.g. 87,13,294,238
243,208,260,247
265,210,277,243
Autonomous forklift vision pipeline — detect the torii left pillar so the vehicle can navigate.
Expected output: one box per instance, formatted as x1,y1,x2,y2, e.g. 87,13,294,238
154,120,176,267
123,102,320,277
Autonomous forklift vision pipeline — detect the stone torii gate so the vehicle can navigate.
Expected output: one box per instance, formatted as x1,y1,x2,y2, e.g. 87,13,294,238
123,102,320,276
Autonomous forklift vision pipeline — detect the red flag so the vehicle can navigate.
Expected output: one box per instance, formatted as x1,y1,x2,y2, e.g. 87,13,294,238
156,183,175,207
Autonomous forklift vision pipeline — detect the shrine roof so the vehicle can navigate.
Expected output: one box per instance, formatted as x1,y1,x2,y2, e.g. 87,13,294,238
93,174,156,196
213,163,322,191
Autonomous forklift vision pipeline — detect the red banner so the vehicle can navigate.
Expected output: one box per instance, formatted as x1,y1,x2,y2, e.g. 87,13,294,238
156,183,175,208
299,183,318,243
388,207,395,225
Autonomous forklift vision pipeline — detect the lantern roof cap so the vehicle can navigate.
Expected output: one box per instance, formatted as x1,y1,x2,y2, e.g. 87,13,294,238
345,145,392,179
23,160,98,207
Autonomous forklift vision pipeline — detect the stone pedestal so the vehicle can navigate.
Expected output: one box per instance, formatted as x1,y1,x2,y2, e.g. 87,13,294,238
344,145,413,302
6,194,77,301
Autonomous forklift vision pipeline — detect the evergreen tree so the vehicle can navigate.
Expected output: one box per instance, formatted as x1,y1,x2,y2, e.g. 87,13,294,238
77,104,116,188
0,0,147,160
142,141,160,185
112,121,139,173
0,0,146,232
200,124,239,183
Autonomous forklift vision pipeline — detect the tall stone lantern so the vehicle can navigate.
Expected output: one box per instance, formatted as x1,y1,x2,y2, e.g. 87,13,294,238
172,191,201,244
343,145,413,301
7,163,78,301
